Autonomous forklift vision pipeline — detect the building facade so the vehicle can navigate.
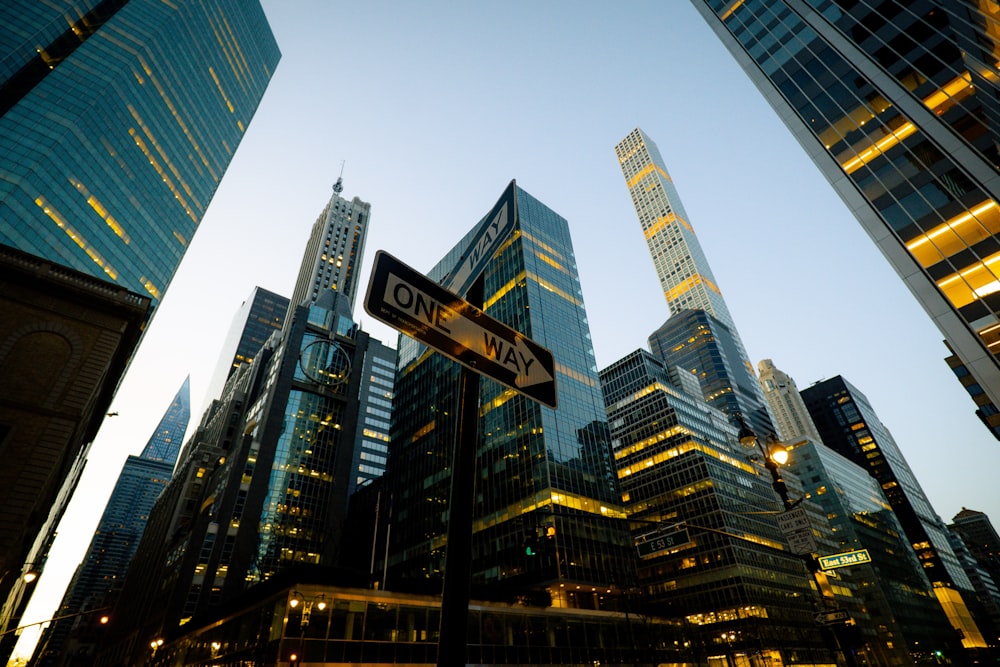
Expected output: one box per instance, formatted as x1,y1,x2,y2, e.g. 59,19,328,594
384,183,636,608
786,438,955,664
951,507,1000,591
287,181,370,318
757,358,824,443
33,378,191,666
689,0,1000,437
1,0,279,313
616,129,774,438
0,3,277,656
201,286,288,416
801,375,986,648
350,339,396,496
0,247,149,659
600,349,837,665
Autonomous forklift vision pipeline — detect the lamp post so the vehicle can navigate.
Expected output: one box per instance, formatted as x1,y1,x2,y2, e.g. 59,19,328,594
736,416,860,667
736,419,794,510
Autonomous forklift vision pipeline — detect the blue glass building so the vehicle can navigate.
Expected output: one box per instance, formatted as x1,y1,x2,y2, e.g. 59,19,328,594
384,184,636,608
33,377,190,666
1,0,279,313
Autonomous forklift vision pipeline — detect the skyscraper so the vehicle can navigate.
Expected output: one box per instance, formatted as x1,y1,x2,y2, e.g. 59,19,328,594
951,507,1000,608
801,375,986,648
200,286,288,416
32,378,190,666
385,183,636,607
0,2,277,651
600,349,834,664
287,179,371,318
349,339,396,496
616,129,774,438
784,438,954,662
93,180,390,657
616,128,738,329
689,0,1000,437
1,0,279,313
757,358,824,443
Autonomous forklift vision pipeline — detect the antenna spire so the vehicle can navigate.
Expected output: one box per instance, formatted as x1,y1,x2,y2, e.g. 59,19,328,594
332,160,345,195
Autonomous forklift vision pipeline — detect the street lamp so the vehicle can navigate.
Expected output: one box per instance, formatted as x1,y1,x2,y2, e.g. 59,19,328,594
736,417,796,510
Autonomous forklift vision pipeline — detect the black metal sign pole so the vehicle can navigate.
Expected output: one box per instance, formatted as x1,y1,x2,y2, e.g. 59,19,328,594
437,277,483,667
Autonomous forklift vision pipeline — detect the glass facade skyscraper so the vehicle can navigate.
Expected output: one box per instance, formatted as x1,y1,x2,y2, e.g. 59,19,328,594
801,375,986,647
201,286,289,417
1,0,279,312
785,438,954,663
689,0,1000,437
385,184,635,608
32,378,190,666
350,339,396,496
600,349,833,664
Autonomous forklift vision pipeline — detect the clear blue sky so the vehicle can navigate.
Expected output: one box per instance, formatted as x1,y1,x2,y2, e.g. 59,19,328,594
14,1,1000,659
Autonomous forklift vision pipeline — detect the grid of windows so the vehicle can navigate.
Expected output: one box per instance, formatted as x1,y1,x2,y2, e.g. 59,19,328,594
692,0,1000,427
386,184,635,606
0,0,279,308
600,349,828,658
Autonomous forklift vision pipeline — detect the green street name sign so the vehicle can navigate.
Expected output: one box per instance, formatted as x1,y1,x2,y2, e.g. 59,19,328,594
818,549,872,571
635,529,691,559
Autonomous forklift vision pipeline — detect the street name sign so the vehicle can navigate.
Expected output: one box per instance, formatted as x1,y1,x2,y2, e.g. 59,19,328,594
364,251,557,409
442,180,517,296
818,549,872,571
775,506,817,556
635,529,692,559
814,609,850,626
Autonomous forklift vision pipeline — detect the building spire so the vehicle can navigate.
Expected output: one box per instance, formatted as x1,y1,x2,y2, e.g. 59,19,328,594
332,160,345,195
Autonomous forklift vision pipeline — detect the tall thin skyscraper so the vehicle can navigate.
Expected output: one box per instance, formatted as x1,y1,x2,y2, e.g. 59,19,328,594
33,378,191,666
801,375,986,648
0,2,277,652
617,128,736,328
757,358,824,444
287,179,370,317
689,0,1000,438
617,129,774,437
385,183,636,606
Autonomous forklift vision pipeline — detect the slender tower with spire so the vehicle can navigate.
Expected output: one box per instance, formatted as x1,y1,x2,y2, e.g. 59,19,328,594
287,171,371,319
32,378,191,666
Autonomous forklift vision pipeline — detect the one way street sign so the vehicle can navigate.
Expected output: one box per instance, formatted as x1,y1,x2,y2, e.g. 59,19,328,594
364,251,557,409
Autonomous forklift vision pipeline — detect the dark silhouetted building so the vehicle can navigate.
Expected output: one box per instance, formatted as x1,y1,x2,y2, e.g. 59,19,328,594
802,375,985,649
200,287,288,416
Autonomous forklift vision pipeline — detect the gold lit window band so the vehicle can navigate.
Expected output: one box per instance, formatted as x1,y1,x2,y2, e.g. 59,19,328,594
664,273,722,302
35,196,118,279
